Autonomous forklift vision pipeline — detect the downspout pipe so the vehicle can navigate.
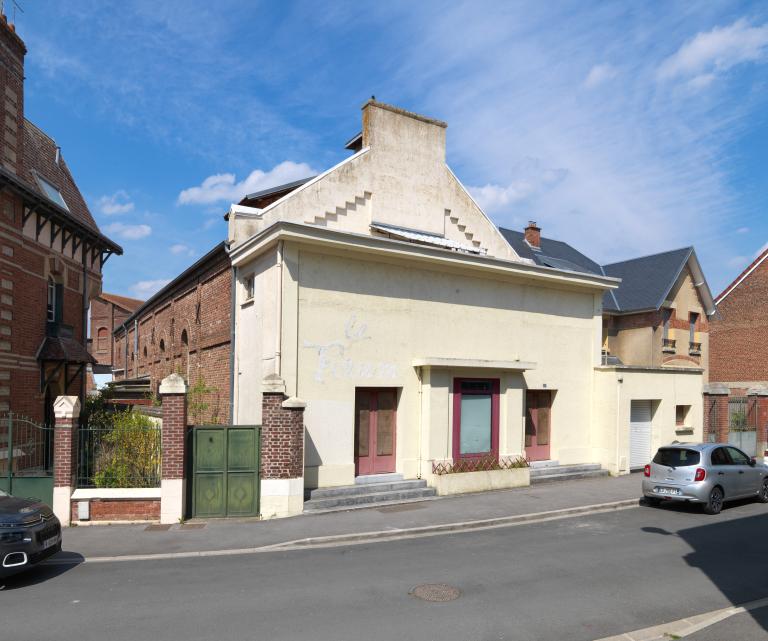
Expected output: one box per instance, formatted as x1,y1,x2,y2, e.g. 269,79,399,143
81,264,88,406
229,265,236,424
275,240,283,378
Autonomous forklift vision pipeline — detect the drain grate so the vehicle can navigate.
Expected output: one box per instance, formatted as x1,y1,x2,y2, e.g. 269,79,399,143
180,523,206,530
144,524,172,532
410,584,461,602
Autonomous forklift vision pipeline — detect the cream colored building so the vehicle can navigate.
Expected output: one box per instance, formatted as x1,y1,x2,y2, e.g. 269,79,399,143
226,100,707,516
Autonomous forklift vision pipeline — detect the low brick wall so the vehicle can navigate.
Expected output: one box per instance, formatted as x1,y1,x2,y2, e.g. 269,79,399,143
70,498,161,522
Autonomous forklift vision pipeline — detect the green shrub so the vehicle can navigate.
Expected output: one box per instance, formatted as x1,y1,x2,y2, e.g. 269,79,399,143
91,410,161,488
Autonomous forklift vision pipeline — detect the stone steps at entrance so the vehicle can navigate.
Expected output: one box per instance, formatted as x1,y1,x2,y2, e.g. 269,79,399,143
304,479,436,512
529,463,609,484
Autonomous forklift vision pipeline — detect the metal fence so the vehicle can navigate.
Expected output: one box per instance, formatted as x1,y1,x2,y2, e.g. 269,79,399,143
728,397,757,457
77,413,161,489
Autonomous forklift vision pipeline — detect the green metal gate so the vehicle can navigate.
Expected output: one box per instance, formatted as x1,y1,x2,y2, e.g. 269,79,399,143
191,425,260,518
0,413,55,505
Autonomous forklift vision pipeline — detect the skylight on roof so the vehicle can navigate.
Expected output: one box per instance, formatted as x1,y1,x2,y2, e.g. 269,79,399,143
36,174,69,211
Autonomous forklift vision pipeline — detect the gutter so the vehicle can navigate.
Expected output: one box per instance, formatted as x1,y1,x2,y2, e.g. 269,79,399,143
230,222,621,292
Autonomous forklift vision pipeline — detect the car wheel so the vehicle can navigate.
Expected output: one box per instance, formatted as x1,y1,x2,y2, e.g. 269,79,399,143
643,497,661,507
758,479,768,504
704,486,724,515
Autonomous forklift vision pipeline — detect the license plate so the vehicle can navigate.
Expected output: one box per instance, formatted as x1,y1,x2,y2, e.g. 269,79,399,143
654,487,681,496
42,535,59,550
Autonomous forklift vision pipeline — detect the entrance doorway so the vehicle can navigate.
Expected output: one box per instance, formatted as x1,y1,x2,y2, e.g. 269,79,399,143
525,390,552,461
354,388,397,476
629,400,653,469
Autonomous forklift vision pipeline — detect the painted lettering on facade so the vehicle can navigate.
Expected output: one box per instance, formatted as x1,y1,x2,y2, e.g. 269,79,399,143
303,315,397,383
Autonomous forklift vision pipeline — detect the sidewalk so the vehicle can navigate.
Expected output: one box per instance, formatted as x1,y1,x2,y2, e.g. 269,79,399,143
58,473,642,560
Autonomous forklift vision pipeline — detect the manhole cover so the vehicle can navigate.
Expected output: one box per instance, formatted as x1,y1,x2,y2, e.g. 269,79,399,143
410,583,461,602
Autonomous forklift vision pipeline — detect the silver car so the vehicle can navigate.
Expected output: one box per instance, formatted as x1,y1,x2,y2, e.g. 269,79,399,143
642,443,768,515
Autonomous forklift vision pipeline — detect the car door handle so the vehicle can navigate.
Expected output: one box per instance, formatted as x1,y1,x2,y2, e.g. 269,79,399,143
718,472,725,475
739,471,745,474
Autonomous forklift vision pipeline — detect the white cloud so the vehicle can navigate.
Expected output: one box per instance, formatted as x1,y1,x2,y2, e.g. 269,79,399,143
658,18,768,81
129,279,171,299
737,227,750,234
178,161,315,205
170,243,195,257
468,161,568,214
727,255,749,268
583,64,618,89
97,190,134,215
103,222,152,240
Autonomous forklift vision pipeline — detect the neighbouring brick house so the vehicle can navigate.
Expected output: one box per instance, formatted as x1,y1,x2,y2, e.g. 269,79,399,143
112,242,231,424
501,226,715,378
0,16,121,423
706,247,768,458
87,292,143,389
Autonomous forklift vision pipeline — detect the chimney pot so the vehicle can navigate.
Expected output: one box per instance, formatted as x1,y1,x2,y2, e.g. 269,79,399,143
524,221,541,248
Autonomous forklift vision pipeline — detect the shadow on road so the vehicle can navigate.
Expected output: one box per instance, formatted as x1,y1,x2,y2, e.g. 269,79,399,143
642,502,768,636
0,550,84,591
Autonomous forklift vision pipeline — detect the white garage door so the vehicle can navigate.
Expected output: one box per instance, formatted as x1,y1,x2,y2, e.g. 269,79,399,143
630,400,653,469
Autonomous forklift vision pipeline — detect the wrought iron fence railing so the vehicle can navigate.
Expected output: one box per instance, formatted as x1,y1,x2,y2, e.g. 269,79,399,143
77,417,161,489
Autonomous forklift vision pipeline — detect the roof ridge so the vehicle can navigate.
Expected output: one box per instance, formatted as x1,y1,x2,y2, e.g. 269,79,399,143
602,246,693,268
24,118,57,145
715,243,768,304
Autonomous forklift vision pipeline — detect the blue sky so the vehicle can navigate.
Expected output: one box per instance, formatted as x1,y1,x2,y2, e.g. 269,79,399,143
18,1,768,298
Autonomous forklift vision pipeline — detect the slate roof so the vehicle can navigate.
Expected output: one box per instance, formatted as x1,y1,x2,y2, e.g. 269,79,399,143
100,292,145,312
240,177,315,204
22,120,101,236
499,228,603,275
601,247,695,313
36,335,95,364
499,228,712,315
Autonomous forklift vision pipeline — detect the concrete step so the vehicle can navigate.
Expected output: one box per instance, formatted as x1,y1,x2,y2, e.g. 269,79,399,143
530,468,610,485
528,460,561,469
355,473,404,485
529,463,601,477
304,484,436,512
308,479,428,500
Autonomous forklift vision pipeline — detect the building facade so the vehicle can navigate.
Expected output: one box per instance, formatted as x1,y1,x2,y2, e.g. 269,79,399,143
0,16,120,423
707,248,768,457
112,242,231,424
88,292,143,389
225,100,708,516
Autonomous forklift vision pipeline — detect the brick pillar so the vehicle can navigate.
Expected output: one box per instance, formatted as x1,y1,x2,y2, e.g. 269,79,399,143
703,383,729,444
748,387,768,461
53,395,81,527
260,374,305,519
159,373,188,524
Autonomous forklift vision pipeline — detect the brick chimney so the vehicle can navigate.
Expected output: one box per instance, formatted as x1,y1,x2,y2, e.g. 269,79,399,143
524,221,541,248
0,12,25,175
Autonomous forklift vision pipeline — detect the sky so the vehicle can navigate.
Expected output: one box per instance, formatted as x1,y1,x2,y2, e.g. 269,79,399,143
16,0,768,299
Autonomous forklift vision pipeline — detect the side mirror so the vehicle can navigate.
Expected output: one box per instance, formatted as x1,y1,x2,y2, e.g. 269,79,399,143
749,458,757,467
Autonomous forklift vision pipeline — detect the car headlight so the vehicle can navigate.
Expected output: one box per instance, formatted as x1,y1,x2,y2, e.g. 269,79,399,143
0,531,28,543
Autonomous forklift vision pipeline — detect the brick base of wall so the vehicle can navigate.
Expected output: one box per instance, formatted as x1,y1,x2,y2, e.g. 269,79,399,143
70,498,161,522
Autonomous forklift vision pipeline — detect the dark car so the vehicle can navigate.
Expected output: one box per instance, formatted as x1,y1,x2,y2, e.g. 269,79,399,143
0,488,61,578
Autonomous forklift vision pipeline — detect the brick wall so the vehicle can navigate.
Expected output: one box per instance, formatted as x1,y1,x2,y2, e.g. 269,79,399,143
71,498,160,522
261,393,304,479
113,245,231,424
710,253,768,384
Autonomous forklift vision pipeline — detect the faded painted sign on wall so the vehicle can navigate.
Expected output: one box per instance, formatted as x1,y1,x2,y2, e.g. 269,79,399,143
303,315,398,383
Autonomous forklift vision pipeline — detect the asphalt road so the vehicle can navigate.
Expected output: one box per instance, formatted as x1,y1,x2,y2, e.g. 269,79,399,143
2,499,768,641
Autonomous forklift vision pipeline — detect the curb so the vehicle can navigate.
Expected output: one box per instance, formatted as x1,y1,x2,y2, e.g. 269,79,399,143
593,595,768,640
47,497,640,565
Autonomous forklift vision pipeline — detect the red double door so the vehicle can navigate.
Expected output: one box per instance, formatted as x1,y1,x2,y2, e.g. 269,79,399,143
355,389,397,475
525,390,552,461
